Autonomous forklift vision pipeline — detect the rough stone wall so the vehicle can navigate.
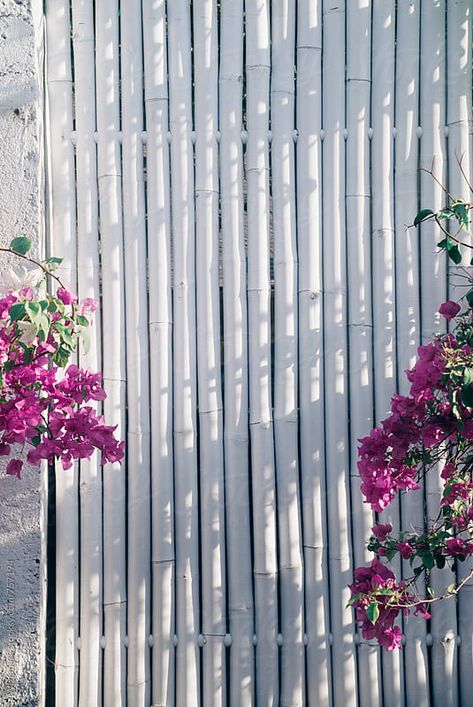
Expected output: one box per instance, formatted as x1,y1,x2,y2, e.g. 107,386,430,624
0,1,45,705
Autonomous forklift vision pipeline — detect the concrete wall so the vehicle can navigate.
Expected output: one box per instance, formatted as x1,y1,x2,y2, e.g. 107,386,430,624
0,1,45,705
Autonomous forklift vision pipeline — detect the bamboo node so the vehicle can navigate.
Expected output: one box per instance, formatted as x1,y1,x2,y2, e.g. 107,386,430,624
425,633,433,647
173,635,178,647
444,125,449,137
319,129,325,141
343,129,348,140
303,633,308,646
240,130,248,143
392,127,397,138
148,635,154,647
368,128,373,140
76,637,81,650
198,634,206,647
252,634,258,646
100,636,106,649
328,633,333,646
124,636,129,648
224,633,232,647
292,130,298,142
277,633,284,646
416,126,423,138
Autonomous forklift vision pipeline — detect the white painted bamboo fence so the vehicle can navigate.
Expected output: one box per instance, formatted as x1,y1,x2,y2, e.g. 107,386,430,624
43,1,472,705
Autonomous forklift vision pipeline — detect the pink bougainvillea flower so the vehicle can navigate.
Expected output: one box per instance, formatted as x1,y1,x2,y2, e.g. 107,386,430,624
6,458,23,478
438,300,461,321
445,538,473,557
349,559,412,651
56,287,77,305
372,523,393,542
397,542,415,559
80,297,98,314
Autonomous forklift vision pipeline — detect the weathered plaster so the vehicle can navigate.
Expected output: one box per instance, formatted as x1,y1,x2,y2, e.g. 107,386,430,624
0,1,45,705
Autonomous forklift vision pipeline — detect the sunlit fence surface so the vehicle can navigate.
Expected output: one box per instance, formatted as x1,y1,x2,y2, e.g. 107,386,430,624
44,1,472,705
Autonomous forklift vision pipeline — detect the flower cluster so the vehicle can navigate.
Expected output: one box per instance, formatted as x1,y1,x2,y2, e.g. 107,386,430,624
350,298,473,650
348,559,429,651
0,238,124,478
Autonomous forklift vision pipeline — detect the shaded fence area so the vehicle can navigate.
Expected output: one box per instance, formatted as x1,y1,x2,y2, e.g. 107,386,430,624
43,1,472,705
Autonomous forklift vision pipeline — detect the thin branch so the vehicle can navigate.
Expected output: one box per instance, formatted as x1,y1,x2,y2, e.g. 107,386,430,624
0,248,65,288
456,154,473,195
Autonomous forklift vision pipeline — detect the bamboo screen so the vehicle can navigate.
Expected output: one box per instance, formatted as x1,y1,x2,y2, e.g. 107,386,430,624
44,1,471,705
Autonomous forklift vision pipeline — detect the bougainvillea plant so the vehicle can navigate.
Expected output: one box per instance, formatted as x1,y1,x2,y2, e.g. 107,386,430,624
0,236,124,479
349,172,473,650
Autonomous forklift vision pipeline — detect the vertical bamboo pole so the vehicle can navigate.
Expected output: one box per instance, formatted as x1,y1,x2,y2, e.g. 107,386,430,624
370,3,406,705
271,2,304,704
219,2,255,703
447,3,473,702
321,4,358,705
95,2,127,704
245,1,279,704
167,1,201,702
71,2,102,705
420,5,458,706
142,2,175,705
345,3,382,706
45,2,79,704
296,3,332,704
193,2,227,705
394,3,429,705
120,2,152,704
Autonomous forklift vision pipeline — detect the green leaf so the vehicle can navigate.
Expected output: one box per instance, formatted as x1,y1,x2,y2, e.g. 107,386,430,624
460,385,473,408
31,435,41,447
52,344,71,368
466,290,473,308
414,209,434,226
25,301,41,322
447,583,456,594
347,593,362,607
76,314,89,327
438,208,453,220
42,256,63,272
427,587,435,598
9,302,26,321
422,553,435,570
452,200,469,228
22,347,35,365
436,555,446,570
10,236,31,255
54,322,73,347
464,368,473,386
366,602,380,625
448,245,462,264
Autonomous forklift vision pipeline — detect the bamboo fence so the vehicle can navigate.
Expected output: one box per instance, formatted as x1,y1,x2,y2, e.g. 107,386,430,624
44,1,472,705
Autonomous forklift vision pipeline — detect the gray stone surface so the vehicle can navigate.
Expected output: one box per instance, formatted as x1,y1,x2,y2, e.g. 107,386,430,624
0,1,45,705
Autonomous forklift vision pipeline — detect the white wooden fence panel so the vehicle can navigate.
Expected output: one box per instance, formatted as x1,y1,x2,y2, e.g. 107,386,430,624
219,2,255,703
71,2,102,705
142,3,176,706
45,2,79,705
94,2,128,705
44,1,473,704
